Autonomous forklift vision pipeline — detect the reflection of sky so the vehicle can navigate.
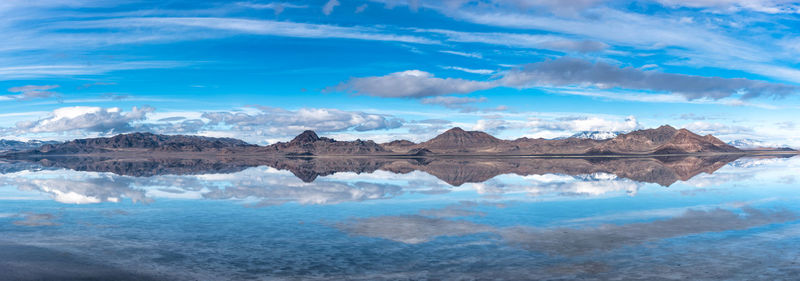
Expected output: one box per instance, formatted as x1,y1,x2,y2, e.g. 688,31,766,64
0,156,799,280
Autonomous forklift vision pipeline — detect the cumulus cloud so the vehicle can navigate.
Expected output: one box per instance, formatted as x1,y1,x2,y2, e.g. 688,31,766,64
501,58,799,100
473,119,509,133
202,106,402,137
329,70,495,98
15,106,154,134
526,115,640,135
9,176,151,204
3,84,59,101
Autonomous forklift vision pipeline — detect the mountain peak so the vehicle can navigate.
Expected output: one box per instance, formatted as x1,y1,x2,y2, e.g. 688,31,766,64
290,130,320,144
422,127,502,150
657,125,676,130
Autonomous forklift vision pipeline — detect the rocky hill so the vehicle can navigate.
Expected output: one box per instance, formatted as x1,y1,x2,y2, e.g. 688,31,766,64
3,125,750,157
25,132,253,154
586,125,740,155
266,130,386,155
417,127,504,153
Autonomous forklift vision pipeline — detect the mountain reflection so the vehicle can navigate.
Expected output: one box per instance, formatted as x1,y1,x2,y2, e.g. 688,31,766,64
0,155,793,205
8,154,751,186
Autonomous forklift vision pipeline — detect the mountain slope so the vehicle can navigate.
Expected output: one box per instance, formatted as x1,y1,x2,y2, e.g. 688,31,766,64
0,140,61,152
27,132,252,154
415,127,508,153
267,130,386,155
587,125,740,154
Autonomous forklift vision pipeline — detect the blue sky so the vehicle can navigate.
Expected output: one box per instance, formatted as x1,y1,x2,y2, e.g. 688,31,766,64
0,0,799,146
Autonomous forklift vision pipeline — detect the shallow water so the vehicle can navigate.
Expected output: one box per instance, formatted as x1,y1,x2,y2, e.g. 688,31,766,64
1,155,799,280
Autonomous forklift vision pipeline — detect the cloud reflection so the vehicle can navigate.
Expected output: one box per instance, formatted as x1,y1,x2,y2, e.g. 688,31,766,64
338,207,797,255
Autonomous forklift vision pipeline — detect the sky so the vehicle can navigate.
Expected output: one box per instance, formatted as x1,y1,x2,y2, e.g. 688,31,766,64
0,0,799,147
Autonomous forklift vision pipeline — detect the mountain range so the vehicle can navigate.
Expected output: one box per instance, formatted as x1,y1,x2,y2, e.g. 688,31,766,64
3,125,791,157
0,140,61,152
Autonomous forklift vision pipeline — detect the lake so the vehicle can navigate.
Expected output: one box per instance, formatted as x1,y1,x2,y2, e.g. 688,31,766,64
1,155,799,280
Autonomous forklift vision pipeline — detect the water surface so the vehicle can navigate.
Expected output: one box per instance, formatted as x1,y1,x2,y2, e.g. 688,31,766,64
1,155,799,280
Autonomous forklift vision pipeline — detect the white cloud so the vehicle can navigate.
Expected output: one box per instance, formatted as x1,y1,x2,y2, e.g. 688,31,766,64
15,106,154,134
330,70,495,98
681,121,753,136
439,50,483,59
524,115,640,138
501,58,798,100
428,29,608,53
201,107,403,142
3,84,59,100
0,61,188,80
442,66,495,75
322,0,340,15
655,0,800,14
237,2,308,15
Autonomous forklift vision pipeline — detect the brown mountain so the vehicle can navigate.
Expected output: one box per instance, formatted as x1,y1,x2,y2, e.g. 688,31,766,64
4,125,747,157
266,130,386,155
28,132,252,155
399,125,740,155
416,127,505,153
586,125,740,155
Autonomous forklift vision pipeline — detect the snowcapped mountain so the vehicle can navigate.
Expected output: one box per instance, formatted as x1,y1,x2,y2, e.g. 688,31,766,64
727,139,793,150
0,140,61,152
567,131,624,140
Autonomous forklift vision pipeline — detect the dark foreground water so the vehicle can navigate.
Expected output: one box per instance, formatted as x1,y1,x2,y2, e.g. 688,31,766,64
1,155,799,280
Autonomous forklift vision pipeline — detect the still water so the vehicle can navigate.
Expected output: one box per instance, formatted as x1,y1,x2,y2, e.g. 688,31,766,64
0,155,799,280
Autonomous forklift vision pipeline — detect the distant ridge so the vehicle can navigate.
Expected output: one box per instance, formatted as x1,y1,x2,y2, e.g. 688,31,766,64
0,139,61,152
31,132,252,154
4,125,775,158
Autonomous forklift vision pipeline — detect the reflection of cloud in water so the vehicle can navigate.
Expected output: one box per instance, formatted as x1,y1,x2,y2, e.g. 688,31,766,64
338,215,495,244
203,181,404,205
472,173,641,197
2,174,151,204
339,207,797,255
418,201,506,218
11,213,60,227
0,167,412,205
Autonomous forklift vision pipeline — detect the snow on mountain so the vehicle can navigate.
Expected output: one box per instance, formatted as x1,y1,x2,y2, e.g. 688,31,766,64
567,131,623,140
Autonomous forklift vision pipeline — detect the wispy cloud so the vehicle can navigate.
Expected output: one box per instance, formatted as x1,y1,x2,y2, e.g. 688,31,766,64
322,0,340,15
501,57,799,100
236,1,308,15
3,85,60,101
330,58,798,101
